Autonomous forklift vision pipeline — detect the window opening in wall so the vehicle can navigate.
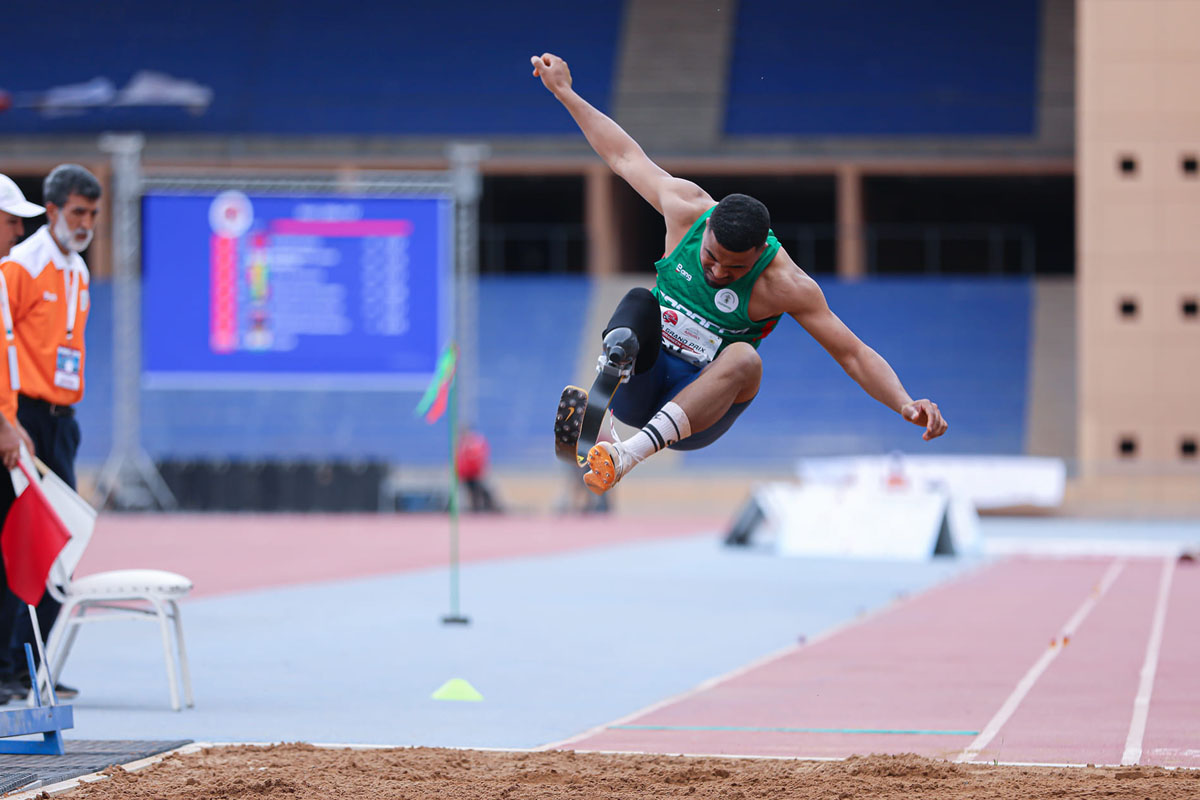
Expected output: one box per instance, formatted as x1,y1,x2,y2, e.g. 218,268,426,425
618,175,837,275
1181,438,1197,459
1118,436,1138,458
479,176,586,274
1182,297,1198,318
863,176,1073,275
1118,155,1138,176
1118,297,1138,318
1182,155,1198,177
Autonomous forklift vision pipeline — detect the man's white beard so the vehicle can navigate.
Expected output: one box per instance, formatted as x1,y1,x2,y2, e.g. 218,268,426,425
53,214,93,253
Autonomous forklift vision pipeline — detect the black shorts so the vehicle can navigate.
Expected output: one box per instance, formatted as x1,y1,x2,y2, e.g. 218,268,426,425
609,351,754,451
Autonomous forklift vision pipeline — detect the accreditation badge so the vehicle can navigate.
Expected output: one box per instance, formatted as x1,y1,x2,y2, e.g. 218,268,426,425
54,345,82,390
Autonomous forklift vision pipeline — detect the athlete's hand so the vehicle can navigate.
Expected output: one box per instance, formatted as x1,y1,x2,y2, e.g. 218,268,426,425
530,53,573,96
0,418,27,470
901,399,948,441
15,422,33,460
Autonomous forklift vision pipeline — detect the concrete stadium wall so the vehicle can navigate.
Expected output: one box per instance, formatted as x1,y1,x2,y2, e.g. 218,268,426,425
1077,0,1200,478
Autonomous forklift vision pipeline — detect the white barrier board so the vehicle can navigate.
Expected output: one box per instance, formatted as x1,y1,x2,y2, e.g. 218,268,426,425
754,483,981,561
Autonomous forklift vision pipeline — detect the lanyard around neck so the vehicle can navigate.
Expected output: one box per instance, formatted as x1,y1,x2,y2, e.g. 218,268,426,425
0,272,13,343
63,267,80,340
0,272,18,391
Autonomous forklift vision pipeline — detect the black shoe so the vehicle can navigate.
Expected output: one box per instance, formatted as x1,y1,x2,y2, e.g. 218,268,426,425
15,673,78,700
50,682,78,700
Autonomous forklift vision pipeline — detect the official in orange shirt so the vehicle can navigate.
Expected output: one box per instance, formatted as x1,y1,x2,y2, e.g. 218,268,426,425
0,174,47,705
0,164,101,701
0,173,41,465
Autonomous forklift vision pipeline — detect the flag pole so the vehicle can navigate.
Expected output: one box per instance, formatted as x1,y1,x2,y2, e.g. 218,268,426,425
442,342,469,625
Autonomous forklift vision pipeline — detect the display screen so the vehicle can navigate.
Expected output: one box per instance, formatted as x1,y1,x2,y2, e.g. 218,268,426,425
141,191,453,388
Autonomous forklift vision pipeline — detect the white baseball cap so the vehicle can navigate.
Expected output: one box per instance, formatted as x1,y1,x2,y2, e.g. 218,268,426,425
0,174,45,217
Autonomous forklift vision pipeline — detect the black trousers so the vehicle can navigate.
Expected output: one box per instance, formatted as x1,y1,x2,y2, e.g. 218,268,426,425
4,397,82,675
0,472,23,678
464,479,499,512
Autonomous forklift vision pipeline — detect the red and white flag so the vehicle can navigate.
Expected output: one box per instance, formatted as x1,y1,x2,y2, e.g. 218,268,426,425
2,462,70,605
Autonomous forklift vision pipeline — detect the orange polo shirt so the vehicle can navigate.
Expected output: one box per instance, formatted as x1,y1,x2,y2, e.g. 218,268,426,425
0,225,91,424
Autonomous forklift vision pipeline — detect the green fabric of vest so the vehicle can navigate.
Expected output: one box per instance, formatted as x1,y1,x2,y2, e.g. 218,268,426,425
651,207,783,363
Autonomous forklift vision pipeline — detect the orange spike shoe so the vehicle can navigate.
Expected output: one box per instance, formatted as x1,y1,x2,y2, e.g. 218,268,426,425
582,441,631,495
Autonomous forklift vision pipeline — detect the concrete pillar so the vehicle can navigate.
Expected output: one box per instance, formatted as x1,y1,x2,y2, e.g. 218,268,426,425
836,165,865,279
585,165,617,277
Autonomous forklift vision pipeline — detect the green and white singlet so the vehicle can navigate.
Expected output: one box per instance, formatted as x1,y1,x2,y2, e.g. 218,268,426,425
651,207,783,366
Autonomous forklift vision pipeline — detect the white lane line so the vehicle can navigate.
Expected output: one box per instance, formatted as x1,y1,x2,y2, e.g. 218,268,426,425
956,558,1126,763
1121,556,1177,766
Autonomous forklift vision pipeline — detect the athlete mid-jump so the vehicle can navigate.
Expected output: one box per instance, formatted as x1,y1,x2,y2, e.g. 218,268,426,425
534,53,949,495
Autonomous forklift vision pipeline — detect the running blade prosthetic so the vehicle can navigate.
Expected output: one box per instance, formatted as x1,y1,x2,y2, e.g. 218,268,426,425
552,327,638,467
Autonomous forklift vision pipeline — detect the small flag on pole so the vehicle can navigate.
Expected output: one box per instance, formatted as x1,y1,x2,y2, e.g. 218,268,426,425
2,462,71,606
415,344,457,424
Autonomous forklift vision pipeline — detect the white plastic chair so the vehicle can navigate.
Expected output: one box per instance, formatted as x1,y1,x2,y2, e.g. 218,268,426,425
29,459,195,711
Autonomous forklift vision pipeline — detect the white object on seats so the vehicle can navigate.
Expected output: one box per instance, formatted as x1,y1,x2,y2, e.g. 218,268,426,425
27,455,195,711
795,454,1066,510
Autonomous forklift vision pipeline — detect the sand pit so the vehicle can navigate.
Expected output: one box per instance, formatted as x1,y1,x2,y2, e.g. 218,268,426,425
42,743,1200,799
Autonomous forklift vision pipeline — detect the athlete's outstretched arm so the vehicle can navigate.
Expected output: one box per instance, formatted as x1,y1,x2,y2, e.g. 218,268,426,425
779,264,949,441
531,53,709,220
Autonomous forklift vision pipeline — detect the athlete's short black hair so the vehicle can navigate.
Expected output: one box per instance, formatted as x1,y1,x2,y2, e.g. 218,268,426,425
43,164,101,208
709,193,770,253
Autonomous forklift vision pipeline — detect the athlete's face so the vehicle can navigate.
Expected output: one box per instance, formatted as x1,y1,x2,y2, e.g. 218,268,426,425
46,193,100,254
699,223,763,288
1,212,24,257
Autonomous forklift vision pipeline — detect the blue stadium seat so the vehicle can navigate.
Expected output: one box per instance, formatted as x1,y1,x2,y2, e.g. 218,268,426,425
0,2,621,135
80,277,1026,471
474,276,591,465
686,278,1032,467
79,276,591,468
725,0,1039,136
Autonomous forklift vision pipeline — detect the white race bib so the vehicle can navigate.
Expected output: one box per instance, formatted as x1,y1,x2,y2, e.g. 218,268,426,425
660,308,722,366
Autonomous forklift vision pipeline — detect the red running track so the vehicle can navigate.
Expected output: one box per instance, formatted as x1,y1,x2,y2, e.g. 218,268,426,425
554,556,1199,768
74,513,715,599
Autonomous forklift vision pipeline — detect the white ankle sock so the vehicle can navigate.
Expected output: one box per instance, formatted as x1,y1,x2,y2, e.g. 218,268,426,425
622,402,692,468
